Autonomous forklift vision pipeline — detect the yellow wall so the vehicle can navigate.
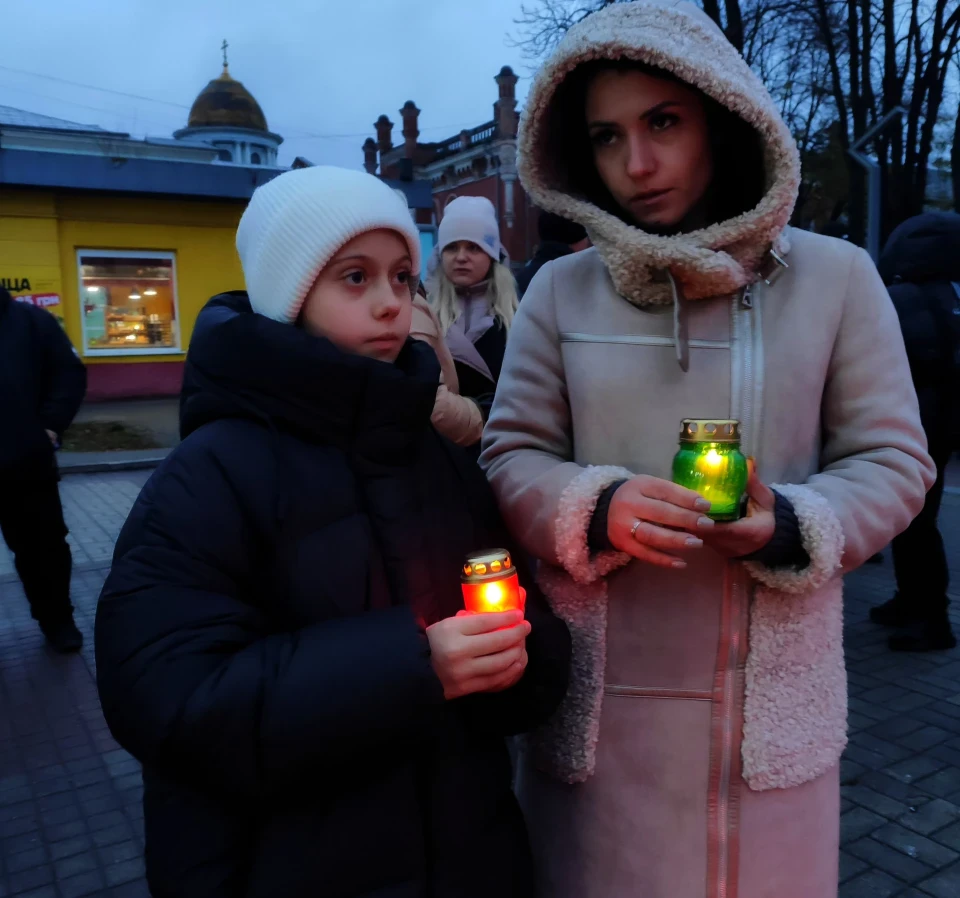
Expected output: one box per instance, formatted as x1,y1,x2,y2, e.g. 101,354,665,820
0,187,245,364
0,191,64,324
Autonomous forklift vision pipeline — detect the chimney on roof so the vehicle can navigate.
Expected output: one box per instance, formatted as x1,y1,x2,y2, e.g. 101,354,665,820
400,101,420,159
375,115,394,154
494,66,519,138
362,137,378,174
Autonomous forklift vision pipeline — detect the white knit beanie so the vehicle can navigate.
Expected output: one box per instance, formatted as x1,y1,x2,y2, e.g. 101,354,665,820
236,166,422,324
437,196,503,261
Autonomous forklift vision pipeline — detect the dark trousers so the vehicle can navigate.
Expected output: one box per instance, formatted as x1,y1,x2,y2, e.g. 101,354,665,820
0,467,73,623
891,436,952,620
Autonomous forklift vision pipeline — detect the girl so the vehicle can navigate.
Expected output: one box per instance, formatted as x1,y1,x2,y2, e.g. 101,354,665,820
429,196,519,434
95,166,570,898
480,2,934,897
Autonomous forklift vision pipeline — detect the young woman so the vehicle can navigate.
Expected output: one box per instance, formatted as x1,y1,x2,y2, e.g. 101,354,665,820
428,196,519,433
95,166,570,898
480,3,934,897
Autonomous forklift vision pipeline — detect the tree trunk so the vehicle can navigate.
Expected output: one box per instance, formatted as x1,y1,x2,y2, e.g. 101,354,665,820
846,0,866,245
952,100,960,213
723,0,745,51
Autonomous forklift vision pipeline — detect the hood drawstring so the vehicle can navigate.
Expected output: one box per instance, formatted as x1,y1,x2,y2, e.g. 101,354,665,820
667,270,690,373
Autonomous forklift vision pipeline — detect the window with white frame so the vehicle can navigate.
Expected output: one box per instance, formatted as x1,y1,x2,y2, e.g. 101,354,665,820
78,251,181,355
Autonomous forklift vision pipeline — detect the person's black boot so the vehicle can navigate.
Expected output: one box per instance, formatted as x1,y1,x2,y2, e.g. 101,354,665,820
39,616,84,653
870,594,917,628
888,616,957,652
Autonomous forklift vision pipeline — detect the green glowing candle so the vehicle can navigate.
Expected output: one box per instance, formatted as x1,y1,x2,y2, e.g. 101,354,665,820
671,419,749,522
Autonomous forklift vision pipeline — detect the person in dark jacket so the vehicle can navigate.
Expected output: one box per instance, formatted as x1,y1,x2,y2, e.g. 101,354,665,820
94,166,571,898
869,211,960,651
0,285,86,652
515,211,590,297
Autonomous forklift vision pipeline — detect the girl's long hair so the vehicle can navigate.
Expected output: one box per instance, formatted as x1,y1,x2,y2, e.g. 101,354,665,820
430,259,519,334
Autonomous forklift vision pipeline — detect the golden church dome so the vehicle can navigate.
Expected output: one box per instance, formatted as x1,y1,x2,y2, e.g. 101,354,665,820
187,65,268,132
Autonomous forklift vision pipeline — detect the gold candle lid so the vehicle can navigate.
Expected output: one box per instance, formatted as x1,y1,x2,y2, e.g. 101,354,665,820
679,419,741,443
462,549,515,583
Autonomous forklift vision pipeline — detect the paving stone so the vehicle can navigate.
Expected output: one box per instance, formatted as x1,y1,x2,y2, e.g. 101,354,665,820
842,758,870,785
858,770,930,805
872,822,960,869
842,807,888,844
867,717,926,741
885,756,948,784
917,861,960,898
915,768,960,800
58,869,106,898
109,881,151,898
53,850,99,881
933,822,960,852
845,836,935,883
4,847,48,875
839,850,871,883
897,726,954,753
837,869,902,898
48,835,92,862
104,858,144,887
6,864,55,894
898,798,960,836
97,841,139,866
842,785,912,819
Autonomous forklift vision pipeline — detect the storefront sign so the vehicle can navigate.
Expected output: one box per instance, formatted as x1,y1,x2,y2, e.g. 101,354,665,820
15,293,61,308
0,277,32,292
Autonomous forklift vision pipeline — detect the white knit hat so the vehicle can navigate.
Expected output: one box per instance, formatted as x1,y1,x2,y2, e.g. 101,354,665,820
236,166,422,324
437,196,503,261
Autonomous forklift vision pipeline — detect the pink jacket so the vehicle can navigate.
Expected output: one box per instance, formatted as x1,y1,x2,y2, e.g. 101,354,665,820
480,3,936,897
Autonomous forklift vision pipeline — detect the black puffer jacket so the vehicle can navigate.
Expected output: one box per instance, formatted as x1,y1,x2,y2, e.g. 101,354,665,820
0,286,86,475
878,212,960,444
95,292,570,898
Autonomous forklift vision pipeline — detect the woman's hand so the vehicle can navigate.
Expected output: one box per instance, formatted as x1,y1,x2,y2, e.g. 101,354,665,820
607,475,716,569
427,610,530,700
700,468,776,558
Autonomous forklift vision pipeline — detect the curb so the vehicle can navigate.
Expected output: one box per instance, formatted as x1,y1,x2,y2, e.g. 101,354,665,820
60,456,167,475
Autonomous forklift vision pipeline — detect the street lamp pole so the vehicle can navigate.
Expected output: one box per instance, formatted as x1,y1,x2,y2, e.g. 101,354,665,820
848,107,906,262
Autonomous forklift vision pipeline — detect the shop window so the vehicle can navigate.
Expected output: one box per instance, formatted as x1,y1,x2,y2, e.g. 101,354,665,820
78,251,180,355
250,151,262,165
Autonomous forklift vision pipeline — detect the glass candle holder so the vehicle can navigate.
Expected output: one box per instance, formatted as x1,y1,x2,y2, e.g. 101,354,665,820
461,549,524,613
671,419,749,522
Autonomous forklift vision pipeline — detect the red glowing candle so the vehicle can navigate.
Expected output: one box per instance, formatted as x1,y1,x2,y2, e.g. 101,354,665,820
461,549,524,614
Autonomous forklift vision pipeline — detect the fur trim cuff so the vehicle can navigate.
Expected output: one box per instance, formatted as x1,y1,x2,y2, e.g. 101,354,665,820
742,580,848,790
529,564,609,783
745,483,844,594
556,465,634,585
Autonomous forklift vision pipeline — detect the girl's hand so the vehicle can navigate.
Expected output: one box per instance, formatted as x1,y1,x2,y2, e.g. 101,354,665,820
700,467,776,558
427,610,530,700
607,475,716,569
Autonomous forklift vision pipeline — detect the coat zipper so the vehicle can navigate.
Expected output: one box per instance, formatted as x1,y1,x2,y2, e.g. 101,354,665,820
710,286,759,898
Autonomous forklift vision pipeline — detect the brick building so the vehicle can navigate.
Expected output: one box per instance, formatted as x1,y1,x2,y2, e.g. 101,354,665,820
364,66,538,265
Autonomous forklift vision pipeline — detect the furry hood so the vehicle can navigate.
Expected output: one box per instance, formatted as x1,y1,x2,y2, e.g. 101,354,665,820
517,0,801,305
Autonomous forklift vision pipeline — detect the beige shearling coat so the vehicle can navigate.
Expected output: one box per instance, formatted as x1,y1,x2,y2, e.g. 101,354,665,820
410,295,484,446
480,3,936,897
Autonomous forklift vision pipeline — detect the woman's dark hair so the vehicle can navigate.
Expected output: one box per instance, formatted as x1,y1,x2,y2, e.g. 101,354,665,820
546,58,767,233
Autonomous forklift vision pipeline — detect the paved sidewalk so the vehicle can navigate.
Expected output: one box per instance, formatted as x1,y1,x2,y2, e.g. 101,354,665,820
56,451,169,476
838,491,960,898
0,471,958,897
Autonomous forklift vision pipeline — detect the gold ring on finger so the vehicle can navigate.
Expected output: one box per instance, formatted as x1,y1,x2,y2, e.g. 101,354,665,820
630,519,644,541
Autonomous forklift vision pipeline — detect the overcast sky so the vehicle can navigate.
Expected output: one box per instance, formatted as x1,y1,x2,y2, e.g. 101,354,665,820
2,0,538,169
